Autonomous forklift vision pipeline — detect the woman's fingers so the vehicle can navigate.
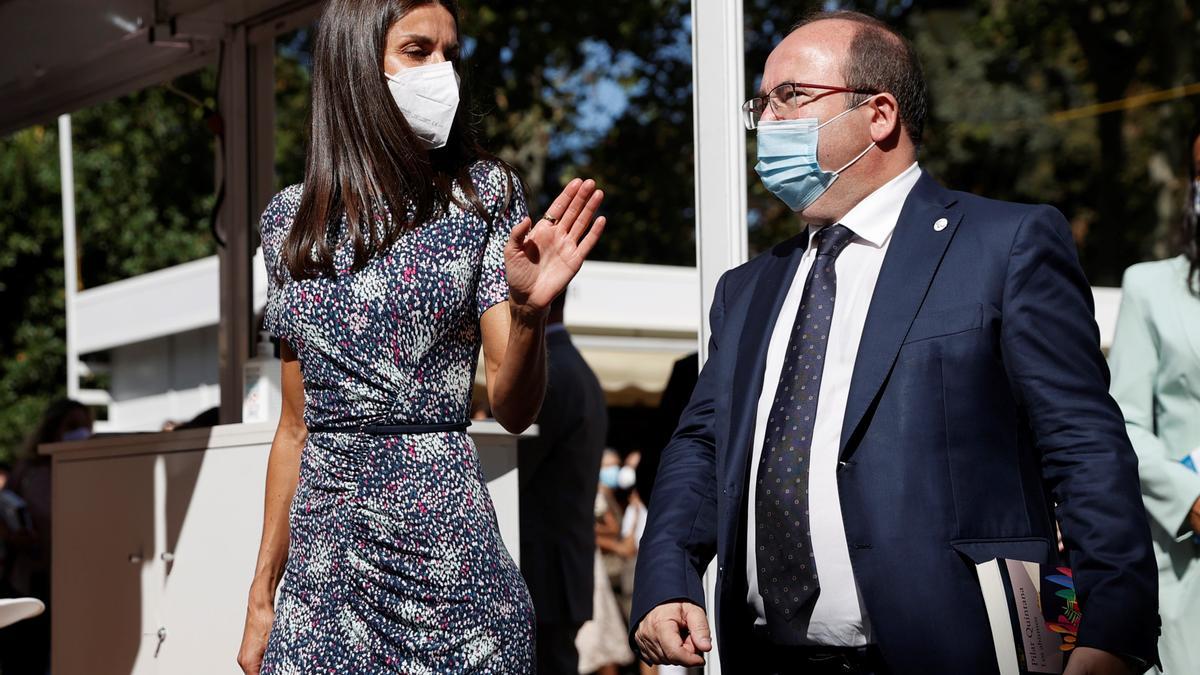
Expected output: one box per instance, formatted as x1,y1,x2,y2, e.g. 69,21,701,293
573,216,606,261
539,178,583,224
555,179,596,231
507,216,533,249
568,189,605,242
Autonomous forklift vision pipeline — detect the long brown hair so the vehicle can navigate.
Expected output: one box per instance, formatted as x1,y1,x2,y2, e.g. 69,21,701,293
284,0,517,280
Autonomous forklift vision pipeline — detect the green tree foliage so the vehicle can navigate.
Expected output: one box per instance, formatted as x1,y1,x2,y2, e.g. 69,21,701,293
744,0,1200,283
0,125,66,462
460,0,697,265
0,69,217,462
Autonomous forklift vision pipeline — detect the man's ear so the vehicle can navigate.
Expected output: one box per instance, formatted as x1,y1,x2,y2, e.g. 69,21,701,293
868,93,902,147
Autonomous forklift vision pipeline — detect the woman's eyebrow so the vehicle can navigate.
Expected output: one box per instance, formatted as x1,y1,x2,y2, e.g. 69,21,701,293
397,33,459,52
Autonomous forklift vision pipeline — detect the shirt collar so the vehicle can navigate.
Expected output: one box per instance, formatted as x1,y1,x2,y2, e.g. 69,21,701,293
807,162,922,249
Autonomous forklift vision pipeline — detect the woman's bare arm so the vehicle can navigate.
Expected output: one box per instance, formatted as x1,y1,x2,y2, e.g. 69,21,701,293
239,339,305,674
247,339,306,608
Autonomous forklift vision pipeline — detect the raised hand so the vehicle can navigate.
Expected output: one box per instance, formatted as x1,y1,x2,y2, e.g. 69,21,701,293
505,178,606,314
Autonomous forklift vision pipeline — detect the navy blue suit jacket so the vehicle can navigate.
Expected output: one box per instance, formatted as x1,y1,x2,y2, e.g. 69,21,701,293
631,173,1159,673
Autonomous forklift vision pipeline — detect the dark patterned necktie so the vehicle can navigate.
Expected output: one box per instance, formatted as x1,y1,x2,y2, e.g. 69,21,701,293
755,224,856,625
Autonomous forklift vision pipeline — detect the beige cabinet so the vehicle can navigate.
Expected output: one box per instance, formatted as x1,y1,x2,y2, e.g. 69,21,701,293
53,452,159,675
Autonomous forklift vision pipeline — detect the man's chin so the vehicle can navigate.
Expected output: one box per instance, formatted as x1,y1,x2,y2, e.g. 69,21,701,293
797,209,835,227
797,193,841,226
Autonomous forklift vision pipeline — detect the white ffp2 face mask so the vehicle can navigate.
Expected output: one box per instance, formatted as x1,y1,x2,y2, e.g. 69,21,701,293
618,466,637,490
385,61,460,149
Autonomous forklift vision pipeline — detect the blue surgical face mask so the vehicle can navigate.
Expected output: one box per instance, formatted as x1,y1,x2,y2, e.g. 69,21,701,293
754,98,876,212
600,466,621,489
61,427,91,442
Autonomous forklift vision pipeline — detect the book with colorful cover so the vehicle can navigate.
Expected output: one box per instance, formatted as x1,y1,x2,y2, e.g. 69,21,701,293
976,558,1080,675
1182,448,1200,543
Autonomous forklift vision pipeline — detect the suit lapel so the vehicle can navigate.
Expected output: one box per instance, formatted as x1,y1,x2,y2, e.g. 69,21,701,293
725,235,808,486
1173,258,1200,367
839,172,961,459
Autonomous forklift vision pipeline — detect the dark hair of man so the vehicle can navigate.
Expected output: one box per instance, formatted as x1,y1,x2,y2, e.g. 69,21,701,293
1185,119,1200,295
283,0,519,281
792,10,928,149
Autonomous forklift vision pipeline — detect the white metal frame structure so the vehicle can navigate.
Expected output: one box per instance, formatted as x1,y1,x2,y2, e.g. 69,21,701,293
692,0,749,356
690,2,747,672
58,114,81,401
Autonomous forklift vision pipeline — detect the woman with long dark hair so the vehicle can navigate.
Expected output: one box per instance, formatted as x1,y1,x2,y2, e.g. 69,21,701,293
1107,120,1200,674
236,1,606,671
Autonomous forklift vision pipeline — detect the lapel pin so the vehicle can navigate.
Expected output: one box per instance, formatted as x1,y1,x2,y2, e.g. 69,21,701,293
933,217,948,232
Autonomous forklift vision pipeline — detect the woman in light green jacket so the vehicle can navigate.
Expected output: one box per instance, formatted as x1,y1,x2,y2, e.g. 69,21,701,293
1109,122,1200,675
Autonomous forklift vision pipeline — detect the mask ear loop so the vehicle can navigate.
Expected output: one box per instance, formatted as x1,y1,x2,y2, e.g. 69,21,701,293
815,95,875,131
833,141,876,176
823,95,878,176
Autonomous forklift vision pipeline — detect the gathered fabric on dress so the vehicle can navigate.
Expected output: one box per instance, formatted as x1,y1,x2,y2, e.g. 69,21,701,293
257,161,535,674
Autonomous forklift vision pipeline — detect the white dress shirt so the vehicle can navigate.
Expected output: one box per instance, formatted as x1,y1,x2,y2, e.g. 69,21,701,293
745,162,922,646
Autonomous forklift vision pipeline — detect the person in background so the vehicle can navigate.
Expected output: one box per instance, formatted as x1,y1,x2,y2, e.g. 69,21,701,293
615,451,646,617
614,451,666,675
162,406,221,431
578,450,636,675
619,452,647,552
519,290,609,675
1108,120,1200,674
0,461,18,594
637,354,699,509
0,398,93,675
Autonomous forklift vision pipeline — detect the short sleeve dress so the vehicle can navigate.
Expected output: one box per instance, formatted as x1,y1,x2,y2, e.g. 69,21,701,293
257,161,535,673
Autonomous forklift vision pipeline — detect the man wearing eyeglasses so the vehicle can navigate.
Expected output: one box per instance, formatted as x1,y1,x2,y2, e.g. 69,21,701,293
630,10,1158,675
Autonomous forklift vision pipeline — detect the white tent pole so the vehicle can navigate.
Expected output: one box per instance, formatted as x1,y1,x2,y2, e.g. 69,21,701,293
690,0,746,673
692,0,748,361
59,113,79,400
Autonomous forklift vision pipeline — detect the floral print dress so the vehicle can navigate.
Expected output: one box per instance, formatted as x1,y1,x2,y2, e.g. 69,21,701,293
257,161,535,673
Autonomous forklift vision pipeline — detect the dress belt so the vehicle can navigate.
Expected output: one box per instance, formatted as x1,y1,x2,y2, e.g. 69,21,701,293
306,421,471,435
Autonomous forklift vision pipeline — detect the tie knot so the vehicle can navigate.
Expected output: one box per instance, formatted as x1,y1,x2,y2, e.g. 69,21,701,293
812,224,855,258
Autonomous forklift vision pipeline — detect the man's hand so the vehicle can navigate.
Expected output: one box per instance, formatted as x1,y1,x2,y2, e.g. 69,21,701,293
634,601,712,667
1189,495,1200,536
1062,647,1139,675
